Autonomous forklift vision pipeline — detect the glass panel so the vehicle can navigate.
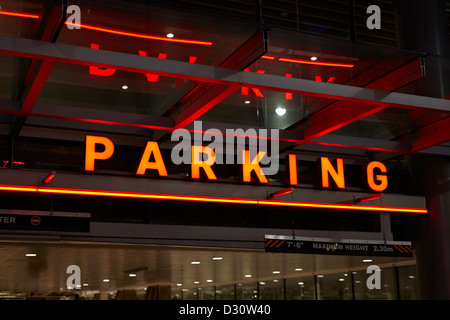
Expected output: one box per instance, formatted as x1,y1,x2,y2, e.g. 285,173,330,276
37,62,196,116
199,286,215,300
397,265,419,300
181,288,197,300
258,280,284,300
56,0,259,67
235,282,257,300
316,273,352,300
285,276,315,300
0,0,43,39
352,267,397,300
215,284,235,300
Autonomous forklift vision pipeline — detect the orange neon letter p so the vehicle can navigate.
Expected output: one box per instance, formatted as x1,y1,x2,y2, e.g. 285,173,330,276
85,135,115,171
136,141,168,176
366,161,388,192
320,157,345,189
191,145,217,180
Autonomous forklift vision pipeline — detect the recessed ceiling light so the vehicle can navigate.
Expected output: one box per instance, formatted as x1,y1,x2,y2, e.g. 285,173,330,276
317,275,324,278
103,279,110,282
339,278,345,282
121,85,128,90
75,284,82,289
275,106,286,116
245,274,252,278
363,259,373,263
129,273,137,277
206,279,213,283
167,33,174,38
310,56,318,61
191,261,200,265
272,271,281,274
25,253,36,257
176,283,183,287
298,281,304,285
194,281,200,284
273,279,279,283
259,282,266,285
295,268,303,271
83,283,89,287
212,257,223,261
244,100,251,104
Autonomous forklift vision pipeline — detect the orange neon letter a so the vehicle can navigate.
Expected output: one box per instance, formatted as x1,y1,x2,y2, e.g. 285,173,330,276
242,150,268,183
191,145,217,180
320,157,345,189
85,135,115,171
136,141,168,176
366,161,388,192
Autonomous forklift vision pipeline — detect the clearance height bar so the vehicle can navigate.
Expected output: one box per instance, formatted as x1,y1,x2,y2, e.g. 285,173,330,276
264,235,414,257
0,184,428,214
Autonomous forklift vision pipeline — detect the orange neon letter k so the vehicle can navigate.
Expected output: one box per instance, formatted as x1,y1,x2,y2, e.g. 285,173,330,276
242,150,268,183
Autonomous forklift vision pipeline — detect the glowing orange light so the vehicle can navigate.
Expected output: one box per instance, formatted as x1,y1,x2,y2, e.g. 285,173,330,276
136,141,168,177
261,55,276,60
320,157,345,189
242,150,268,183
287,154,298,186
0,10,39,19
85,135,115,171
191,145,217,180
66,22,213,46
278,57,355,68
366,161,388,192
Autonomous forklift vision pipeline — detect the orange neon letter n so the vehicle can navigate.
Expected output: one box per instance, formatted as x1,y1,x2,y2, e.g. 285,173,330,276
320,157,345,189
85,135,115,171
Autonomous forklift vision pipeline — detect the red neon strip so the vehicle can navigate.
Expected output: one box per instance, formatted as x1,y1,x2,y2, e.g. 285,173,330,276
0,184,428,214
278,57,354,68
0,10,40,19
357,193,383,203
43,174,56,184
271,187,293,198
66,22,213,46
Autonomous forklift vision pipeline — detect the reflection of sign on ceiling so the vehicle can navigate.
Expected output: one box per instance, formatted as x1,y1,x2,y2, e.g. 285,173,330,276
264,235,414,257
0,210,90,233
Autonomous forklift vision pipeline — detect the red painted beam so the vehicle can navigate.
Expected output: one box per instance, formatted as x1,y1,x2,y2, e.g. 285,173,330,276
410,116,450,152
293,59,424,142
174,30,267,129
11,59,55,136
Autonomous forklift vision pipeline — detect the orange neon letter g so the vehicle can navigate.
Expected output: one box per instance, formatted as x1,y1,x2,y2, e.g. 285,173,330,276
320,157,345,189
191,145,217,180
85,135,115,171
366,161,388,192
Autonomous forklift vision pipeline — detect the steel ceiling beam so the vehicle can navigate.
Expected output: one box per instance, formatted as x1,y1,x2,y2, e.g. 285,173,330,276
289,59,424,142
0,35,449,113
